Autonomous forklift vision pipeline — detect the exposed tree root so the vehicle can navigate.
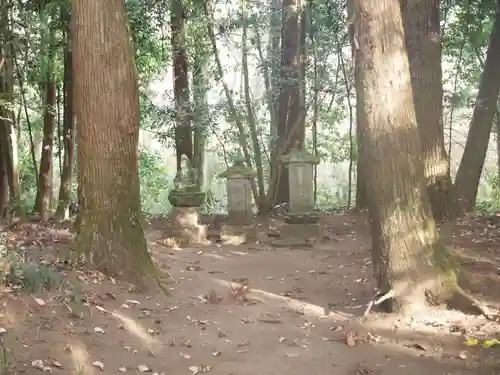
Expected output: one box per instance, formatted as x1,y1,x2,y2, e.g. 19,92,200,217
450,285,495,320
364,289,394,317
364,285,495,320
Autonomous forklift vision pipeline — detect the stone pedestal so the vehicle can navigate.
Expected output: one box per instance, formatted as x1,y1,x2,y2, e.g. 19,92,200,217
279,146,323,244
218,158,257,246
221,224,258,245
168,207,208,245
279,222,323,243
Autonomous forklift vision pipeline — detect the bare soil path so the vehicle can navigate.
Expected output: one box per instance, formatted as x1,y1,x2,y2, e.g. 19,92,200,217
0,213,499,374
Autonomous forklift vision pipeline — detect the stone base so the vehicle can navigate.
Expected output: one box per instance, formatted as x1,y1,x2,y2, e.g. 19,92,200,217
279,223,323,243
221,224,258,245
283,211,320,224
168,207,208,246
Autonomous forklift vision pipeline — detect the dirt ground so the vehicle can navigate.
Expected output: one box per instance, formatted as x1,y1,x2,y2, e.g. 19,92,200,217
1,212,500,375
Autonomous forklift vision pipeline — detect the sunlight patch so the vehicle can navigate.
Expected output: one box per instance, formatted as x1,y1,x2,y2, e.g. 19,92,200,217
213,279,353,320
68,341,95,375
111,311,163,354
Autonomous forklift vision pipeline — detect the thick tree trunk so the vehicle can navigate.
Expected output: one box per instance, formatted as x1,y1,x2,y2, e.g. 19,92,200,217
55,12,75,220
72,0,154,282
454,6,500,212
353,0,455,315
401,0,453,222
34,76,56,220
171,0,193,172
275,0,305,204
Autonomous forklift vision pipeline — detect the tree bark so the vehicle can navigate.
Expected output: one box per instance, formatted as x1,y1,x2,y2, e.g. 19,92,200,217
0,128,8,217
171,0,193,172
348,0,368,210
192,51,208,191
400,0,453,222
55,8,75,220
275,0,305,204
353,0,455,315
33,73,56,220
0,0,21,217
454,5,500,212
72,0,154,282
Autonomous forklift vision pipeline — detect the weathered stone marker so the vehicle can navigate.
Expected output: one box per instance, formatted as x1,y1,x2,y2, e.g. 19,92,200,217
218,158,257,244
167,156,207,246
280,146,322,242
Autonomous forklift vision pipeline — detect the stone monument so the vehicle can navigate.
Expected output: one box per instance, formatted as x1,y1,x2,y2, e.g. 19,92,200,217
167,155,207,246
280,145,322,242
218,158,257,244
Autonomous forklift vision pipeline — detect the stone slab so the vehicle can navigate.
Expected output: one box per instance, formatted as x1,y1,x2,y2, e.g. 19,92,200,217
221,224,258,245
279,223,323,243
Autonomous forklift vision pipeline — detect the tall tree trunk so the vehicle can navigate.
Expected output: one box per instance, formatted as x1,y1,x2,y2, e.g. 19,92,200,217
275,0,305,204
0,0,21,217
401,0,453,222
72,0,154,282
496,110,500,179
171,0,193,172
268,0,281,193
347,0,368,210
0,0,8,218
0,126,8,217
34,69,56,220
55,9,75,219
454,6,500,212
353,0,456,315
192,51,208,191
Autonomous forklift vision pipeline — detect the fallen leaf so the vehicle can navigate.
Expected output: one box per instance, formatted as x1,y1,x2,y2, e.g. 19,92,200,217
137,364,151,372
465,337,479,346
404,343,427,351
32,359,52,372
91,361,104,370
33,297,46,306
95,305,108,314
345,331,357,347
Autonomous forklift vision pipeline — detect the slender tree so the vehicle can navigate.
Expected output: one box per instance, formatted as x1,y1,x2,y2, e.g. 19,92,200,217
454,3,500,212
171,0,193,171
55,5,75,220
274,0,306,204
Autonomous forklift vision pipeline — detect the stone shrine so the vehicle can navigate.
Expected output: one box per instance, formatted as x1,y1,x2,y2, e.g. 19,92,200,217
218,158,258,244
280,146,322,242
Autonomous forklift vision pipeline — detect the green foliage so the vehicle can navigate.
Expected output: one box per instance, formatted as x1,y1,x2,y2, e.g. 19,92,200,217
138,147,173,213
6,0,500,218
475,172,500,213
126,0,168,81
0,249,62,293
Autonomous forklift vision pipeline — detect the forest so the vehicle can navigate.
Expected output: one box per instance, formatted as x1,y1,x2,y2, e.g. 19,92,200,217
1,0,500,373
